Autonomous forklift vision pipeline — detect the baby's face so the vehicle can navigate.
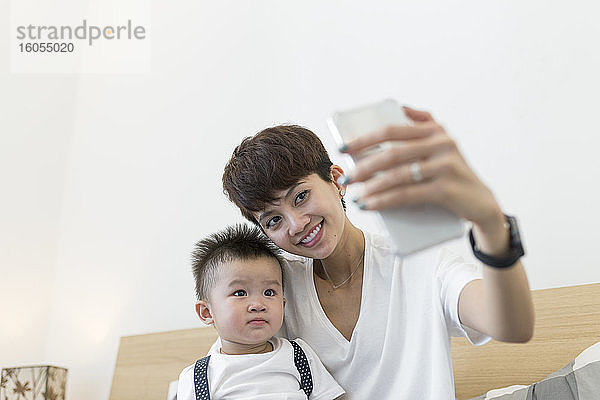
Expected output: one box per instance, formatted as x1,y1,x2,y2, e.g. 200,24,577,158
208,256,285,350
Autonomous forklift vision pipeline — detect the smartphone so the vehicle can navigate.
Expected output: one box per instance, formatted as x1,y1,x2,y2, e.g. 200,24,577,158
327,99,464,256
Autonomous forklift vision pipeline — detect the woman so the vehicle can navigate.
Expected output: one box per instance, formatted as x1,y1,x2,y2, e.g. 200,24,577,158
221,106,534,399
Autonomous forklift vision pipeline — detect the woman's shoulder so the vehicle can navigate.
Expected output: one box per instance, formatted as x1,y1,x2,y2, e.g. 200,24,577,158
280,250,308,263
366,231,468,270
278,252,311,281
364,231,398,261
365,231,393,251
279,251,311,271
366,230,452,260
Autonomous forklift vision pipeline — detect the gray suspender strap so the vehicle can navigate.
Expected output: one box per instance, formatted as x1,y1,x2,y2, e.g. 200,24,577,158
192,341,313,399
290,340,314,397
193,355,211,400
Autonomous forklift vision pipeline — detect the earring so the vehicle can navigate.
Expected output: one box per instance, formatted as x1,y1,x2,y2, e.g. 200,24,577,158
340,189,345,197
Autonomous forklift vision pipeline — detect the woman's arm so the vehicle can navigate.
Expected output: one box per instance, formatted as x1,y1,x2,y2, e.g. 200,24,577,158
459,211,534,342
340,106,534,343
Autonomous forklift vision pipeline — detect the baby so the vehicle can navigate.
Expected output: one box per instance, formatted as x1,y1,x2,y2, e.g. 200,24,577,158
177,224,344,400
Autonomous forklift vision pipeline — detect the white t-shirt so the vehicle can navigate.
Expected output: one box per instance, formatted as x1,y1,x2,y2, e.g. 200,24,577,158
277,232,490,400
177,337,345,400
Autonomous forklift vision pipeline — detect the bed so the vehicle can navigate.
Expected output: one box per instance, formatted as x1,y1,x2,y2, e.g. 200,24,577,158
109,283,600,400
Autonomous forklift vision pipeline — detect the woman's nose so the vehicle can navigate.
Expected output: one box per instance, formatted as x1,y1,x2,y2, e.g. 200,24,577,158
287,210,310,236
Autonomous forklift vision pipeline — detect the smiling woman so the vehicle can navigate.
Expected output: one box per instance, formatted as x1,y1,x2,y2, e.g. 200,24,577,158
221,111,534,399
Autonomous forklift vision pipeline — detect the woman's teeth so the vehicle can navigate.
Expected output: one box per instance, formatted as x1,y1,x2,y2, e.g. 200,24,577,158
301,223,321,244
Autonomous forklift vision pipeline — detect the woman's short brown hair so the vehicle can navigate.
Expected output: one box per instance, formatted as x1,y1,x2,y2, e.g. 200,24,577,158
222,125,342,223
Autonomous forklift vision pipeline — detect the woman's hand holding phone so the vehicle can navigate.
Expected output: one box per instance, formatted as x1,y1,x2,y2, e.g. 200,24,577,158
341,106,505,236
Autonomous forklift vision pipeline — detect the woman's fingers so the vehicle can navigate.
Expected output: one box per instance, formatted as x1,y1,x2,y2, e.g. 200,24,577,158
402,106,435,122
355,180,442,210
357,154,458,199
341,121,444,156
347,133,457,184
336,106,503,225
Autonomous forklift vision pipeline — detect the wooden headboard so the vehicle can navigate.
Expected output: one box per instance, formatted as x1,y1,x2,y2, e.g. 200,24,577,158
452,282,600,399
109,283,600,400
109,326,218,400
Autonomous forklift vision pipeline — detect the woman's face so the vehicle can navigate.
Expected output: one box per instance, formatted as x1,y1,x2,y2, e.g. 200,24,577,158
254,170,347,260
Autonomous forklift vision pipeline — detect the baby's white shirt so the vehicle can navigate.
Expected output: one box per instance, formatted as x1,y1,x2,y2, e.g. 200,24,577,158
177,336,344,400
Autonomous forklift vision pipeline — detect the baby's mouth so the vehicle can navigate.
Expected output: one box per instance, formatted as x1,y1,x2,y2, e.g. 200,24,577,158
248,318,268,325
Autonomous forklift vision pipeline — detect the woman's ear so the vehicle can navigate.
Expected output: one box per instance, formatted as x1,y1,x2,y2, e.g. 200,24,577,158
330,165,346,191
195,301,214,326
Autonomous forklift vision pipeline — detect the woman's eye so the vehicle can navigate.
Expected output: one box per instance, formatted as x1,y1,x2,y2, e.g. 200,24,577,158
266,216,281,229
294,190,309,206
233,290,246,297
264,289,275,297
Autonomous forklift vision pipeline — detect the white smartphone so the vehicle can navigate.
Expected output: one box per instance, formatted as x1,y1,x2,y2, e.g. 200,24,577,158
327,99,464,256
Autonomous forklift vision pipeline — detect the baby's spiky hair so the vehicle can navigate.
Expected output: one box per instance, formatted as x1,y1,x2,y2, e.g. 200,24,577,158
191,224,284,301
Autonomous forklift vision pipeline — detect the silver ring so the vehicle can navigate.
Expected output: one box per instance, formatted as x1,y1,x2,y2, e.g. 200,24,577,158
409,162,424,183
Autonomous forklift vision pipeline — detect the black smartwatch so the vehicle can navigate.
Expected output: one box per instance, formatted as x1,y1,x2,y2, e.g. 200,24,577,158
469,214,525,268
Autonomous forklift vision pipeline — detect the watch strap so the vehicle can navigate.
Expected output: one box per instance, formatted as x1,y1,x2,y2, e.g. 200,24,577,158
469,214,525,268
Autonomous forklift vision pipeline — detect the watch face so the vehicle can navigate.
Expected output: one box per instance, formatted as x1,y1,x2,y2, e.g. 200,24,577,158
507,215,524,252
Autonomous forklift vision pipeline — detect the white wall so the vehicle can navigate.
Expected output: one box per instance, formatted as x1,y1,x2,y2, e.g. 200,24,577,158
0,19,77,366
2,1,599,399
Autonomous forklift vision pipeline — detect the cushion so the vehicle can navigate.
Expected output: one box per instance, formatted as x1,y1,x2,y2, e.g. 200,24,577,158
469,342,600,400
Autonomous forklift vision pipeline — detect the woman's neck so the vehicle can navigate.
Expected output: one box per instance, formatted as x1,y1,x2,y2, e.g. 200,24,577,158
316,218,365,282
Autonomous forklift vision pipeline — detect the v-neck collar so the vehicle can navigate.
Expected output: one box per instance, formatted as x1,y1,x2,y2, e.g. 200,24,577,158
304,232,371,347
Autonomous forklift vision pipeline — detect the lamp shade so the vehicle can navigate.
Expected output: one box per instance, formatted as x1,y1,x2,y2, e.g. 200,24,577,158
1,365,67,400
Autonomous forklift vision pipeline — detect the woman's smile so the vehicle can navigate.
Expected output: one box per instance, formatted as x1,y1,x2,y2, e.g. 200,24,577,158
298,220,324,248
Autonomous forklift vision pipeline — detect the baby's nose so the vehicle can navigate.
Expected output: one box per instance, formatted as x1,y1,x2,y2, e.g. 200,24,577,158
248,302,266,312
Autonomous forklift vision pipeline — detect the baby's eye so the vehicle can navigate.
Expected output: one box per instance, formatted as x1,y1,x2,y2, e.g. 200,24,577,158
265,216,281,229
233,290,247,297
294,190,309,206
264,289,275,297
